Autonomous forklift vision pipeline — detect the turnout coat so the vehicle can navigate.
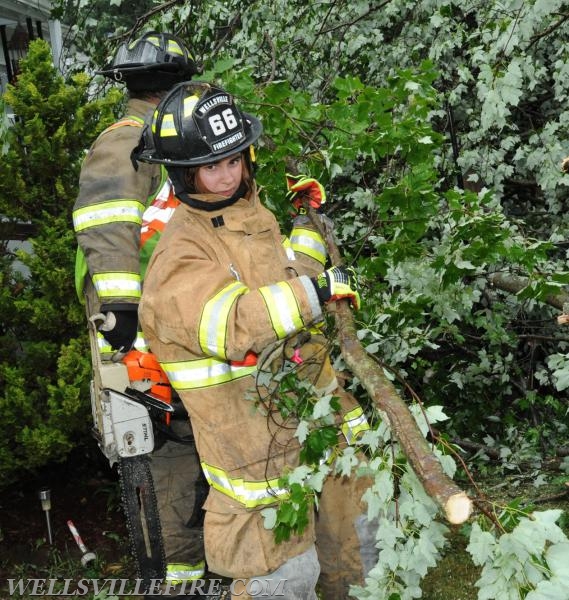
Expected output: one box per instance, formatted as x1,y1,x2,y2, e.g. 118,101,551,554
139,183,370,580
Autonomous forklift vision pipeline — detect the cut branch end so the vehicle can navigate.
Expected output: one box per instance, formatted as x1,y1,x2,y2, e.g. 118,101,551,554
445,492,473,524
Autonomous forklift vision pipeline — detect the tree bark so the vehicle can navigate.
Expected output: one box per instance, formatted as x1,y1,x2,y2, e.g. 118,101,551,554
309,210,472,524
487,272,569,311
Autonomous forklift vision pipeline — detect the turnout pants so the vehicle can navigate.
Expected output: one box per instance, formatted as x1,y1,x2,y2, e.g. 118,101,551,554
150,419,207,581
204,471,377,600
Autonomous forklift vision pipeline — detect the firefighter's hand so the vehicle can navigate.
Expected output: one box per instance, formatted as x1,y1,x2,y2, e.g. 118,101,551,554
98,305,138,352
311,266,361,310
286,174,326,213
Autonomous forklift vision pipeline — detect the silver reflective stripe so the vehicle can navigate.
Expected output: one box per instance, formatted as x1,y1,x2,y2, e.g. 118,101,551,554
201,462,289,508
160,113,176,137
341,406,370,444
290,227,326,265
97,332,112,354
98,330,147,354
281,237,297,261
285,246,296,260
199,281,248,358
92,272,141,300
133,330,149,352
165,561,206,582
162,357,255,390
73,200,144,232
258,281,303,339
299,275,324,323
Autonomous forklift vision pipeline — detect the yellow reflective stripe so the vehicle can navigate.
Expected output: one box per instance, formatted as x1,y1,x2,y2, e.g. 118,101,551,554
133,330,149,353
167,39,184,57
166,561,206,583
258,281,304,339
98,328,145,354
281,237,296,261
92,272,141,300
160,113,176,137
183,95,200,117
73,200,144,232
199,281,248,358
341,406,370,445
290,227,326,266
162,357,256,391
97,331,113,355
201,462,289,508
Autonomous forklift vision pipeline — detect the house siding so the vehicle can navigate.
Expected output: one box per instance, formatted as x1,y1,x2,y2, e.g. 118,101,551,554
0,0,63,94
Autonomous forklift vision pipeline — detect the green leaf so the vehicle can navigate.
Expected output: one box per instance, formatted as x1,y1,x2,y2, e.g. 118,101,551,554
467,523,497,566
261,507,277,530
312,394,334,419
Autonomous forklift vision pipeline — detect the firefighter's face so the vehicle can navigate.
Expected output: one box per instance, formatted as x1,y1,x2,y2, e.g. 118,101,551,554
194,153,243,197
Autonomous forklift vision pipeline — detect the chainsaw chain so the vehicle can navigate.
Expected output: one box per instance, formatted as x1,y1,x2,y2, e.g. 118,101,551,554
118,455,166,589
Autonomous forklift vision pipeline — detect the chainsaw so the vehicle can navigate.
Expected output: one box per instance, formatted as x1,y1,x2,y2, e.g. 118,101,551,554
87,311,173,586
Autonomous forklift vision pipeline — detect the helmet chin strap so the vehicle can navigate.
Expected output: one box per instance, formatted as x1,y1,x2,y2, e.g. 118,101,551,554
169,168,249,212
179,183,249,212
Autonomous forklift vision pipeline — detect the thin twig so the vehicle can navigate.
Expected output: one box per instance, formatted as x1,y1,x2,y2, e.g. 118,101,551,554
527,12,569,50
124,0,187,41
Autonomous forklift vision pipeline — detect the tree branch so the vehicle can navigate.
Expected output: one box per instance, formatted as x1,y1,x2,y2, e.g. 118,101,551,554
123,0,187,41
527,12,569,51
318,0,394,36
487,271,569,311
308,208,472,524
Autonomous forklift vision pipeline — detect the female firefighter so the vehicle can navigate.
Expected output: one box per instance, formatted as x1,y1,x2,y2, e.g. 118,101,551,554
134,81,378,599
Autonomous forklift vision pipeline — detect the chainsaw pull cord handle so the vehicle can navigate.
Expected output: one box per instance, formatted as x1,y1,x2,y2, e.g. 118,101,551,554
89,312,128,363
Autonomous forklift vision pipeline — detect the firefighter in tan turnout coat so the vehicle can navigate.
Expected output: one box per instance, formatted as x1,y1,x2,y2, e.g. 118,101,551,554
135,81,379,599
72,32,207,586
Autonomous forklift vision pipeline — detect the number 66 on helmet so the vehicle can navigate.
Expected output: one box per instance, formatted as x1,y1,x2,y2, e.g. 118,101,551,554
132,81,263,168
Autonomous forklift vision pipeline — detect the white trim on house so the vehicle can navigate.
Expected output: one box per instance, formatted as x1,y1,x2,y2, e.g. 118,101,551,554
0,0,64,92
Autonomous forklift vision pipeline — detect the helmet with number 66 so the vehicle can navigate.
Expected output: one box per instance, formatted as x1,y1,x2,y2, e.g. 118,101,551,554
134,81,262,167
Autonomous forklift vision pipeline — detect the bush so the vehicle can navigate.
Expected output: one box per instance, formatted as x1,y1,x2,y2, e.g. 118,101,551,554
0,39,121,488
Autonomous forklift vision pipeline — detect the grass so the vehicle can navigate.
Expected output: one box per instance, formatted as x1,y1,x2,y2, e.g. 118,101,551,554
1,543,136,600
421,528,479,600
2,464,567,600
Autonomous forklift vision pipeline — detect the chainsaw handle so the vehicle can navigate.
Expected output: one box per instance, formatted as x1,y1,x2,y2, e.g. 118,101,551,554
88,312,128,362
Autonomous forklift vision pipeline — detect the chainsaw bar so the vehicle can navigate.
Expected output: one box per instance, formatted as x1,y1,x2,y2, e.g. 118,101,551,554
118,455,166,587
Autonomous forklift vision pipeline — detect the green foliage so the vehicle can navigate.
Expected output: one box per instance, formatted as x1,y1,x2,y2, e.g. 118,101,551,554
467,509,569,599
264,481,315,545
52,0,156,75
10,2,569,597
197,57,567,458
130,0,569,460
0,40,121,487
255,351,342,542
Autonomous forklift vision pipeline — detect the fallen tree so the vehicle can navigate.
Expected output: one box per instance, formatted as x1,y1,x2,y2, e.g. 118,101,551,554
309,208,473,525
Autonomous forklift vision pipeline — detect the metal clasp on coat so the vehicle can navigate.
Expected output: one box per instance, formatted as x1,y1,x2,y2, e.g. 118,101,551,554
229,263,241,281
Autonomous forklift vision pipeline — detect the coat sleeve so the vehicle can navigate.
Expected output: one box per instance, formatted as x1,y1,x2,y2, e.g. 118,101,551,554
72,124,163,307
140,225,323,363
287,213,332,277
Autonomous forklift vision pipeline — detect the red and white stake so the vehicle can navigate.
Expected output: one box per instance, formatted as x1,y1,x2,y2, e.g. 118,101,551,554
67,519,97,565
